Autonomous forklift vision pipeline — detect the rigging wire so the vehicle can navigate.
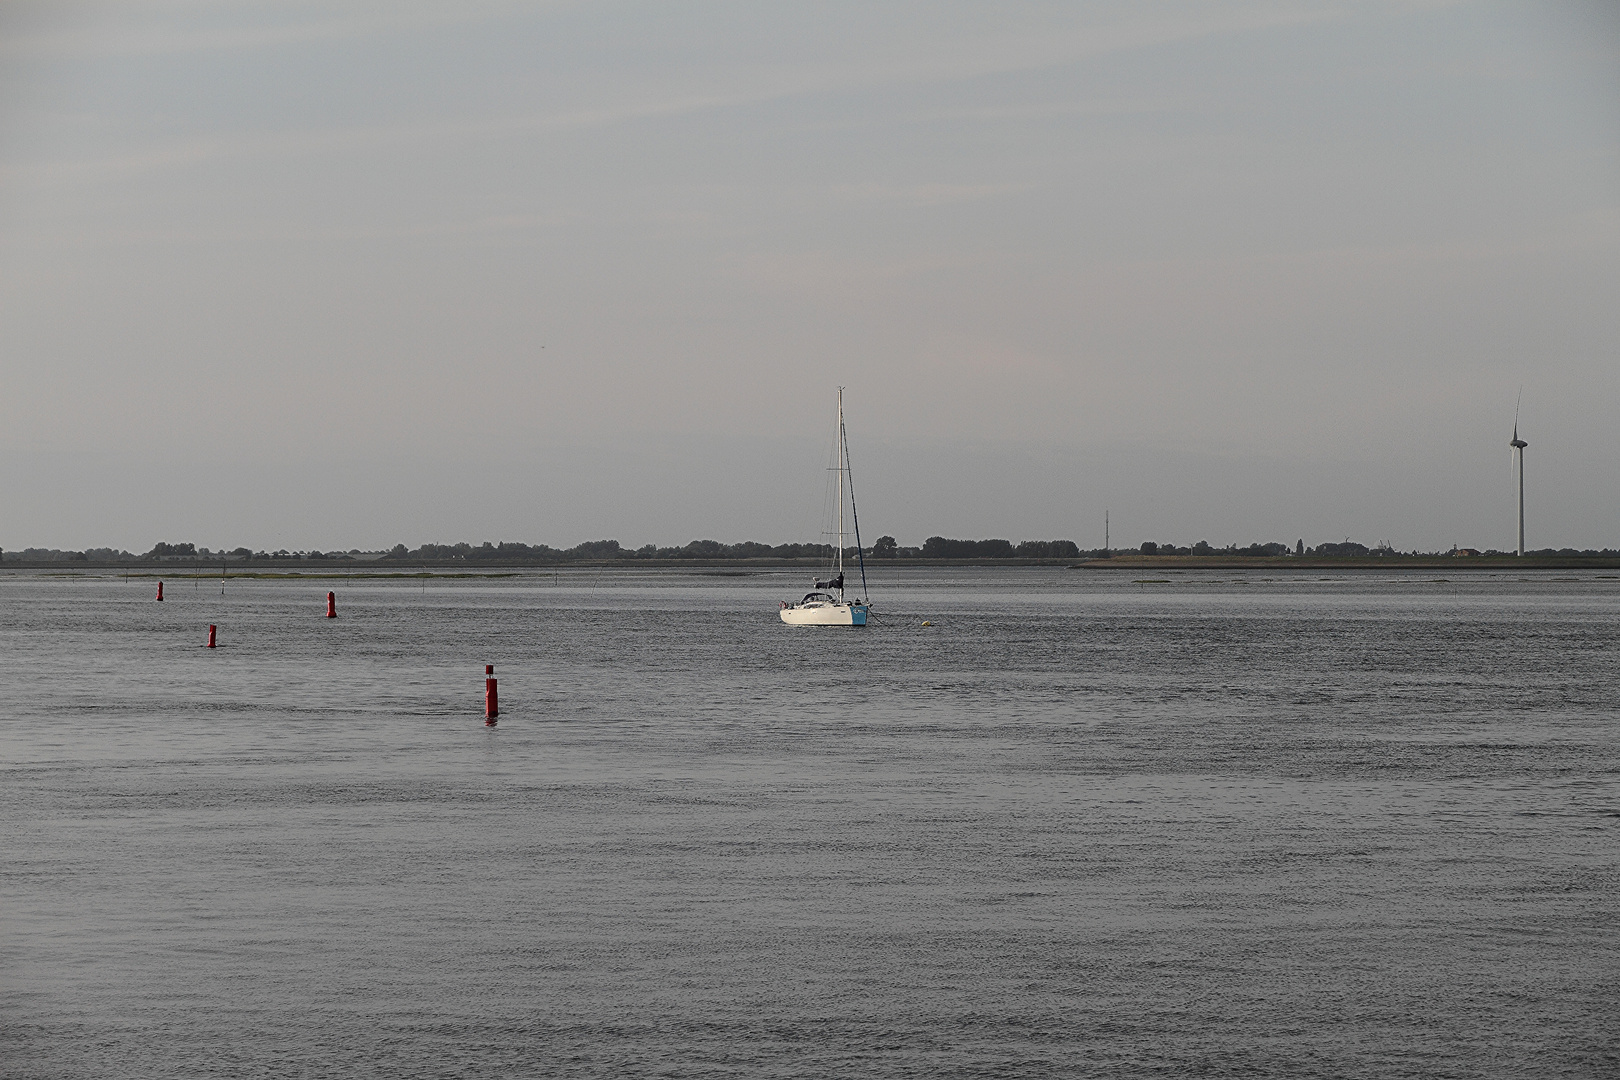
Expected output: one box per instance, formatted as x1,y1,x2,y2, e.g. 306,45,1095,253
842,405,869,602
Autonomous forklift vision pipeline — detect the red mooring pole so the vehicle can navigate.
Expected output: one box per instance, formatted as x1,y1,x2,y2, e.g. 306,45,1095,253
156,581,164,602
207,624,217,649
485,664,499,725
326,591,337,618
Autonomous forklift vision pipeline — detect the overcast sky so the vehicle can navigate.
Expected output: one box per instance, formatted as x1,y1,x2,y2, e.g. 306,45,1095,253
2,1,1617,553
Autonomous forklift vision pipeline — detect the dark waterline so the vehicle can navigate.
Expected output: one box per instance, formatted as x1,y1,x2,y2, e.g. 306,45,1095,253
3,568,1617,1078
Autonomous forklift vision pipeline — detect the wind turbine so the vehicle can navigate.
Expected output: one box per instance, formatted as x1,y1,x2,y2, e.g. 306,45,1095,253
1510,394,1527,557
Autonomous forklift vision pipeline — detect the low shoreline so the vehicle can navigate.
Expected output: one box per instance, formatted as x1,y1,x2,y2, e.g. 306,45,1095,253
3,555,1619,574
1070,554,1620,571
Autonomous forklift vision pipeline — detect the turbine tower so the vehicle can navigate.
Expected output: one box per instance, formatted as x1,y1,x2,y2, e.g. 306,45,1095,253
1510,404,1528,557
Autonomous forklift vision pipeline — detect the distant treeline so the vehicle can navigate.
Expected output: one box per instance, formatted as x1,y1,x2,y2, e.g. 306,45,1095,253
1134,540,1620,558
1131,540,1392,557
1,547,137,562
1140,540,1302,556
1,537,1082,563
907,538,1080,559
389,540,832,562
384,537,1084,562
6,538,1619,564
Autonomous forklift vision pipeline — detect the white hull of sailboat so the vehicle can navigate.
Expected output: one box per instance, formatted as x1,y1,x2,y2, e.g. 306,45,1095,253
780,603,868,626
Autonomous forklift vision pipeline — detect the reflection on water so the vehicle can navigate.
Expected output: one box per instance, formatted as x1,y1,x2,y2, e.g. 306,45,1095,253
2,568,1617,1077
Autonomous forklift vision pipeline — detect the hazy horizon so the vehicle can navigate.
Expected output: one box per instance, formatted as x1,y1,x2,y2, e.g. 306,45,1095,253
4,2,1617,554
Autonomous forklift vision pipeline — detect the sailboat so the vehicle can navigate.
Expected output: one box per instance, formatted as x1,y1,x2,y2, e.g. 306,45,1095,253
780,388,871,626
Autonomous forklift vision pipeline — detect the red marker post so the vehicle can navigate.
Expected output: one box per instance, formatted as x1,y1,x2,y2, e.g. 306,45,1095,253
326,591,337,618
485,665,499,725
156,581,164,602
207,624,217,649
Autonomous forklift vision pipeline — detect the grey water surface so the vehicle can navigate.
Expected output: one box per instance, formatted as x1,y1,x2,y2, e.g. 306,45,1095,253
2,567,1617,1078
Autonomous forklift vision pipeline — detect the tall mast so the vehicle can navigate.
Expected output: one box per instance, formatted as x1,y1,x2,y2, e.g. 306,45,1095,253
844,400,870,602
836,387,845,584
1511,415,1527,557
1511,392,1527,557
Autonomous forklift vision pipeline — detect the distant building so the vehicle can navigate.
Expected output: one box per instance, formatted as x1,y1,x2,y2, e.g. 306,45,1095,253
1452,548,1480,557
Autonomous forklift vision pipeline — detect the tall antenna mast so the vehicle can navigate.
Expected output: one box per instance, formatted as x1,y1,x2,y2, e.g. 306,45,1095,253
1510,390,1527,557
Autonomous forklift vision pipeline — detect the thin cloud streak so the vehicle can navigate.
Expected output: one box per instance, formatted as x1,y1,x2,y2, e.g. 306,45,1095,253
2,3,1346,186
0,3,514,60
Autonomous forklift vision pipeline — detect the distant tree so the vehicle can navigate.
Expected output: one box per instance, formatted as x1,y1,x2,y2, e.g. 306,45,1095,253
1191,540,1213,555
572,540,621,558
923,537,1016,559
1140,541,1158,555
872,535,898,558
680,540,726,558
1295,539,1304,555
1014,540,1080,559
